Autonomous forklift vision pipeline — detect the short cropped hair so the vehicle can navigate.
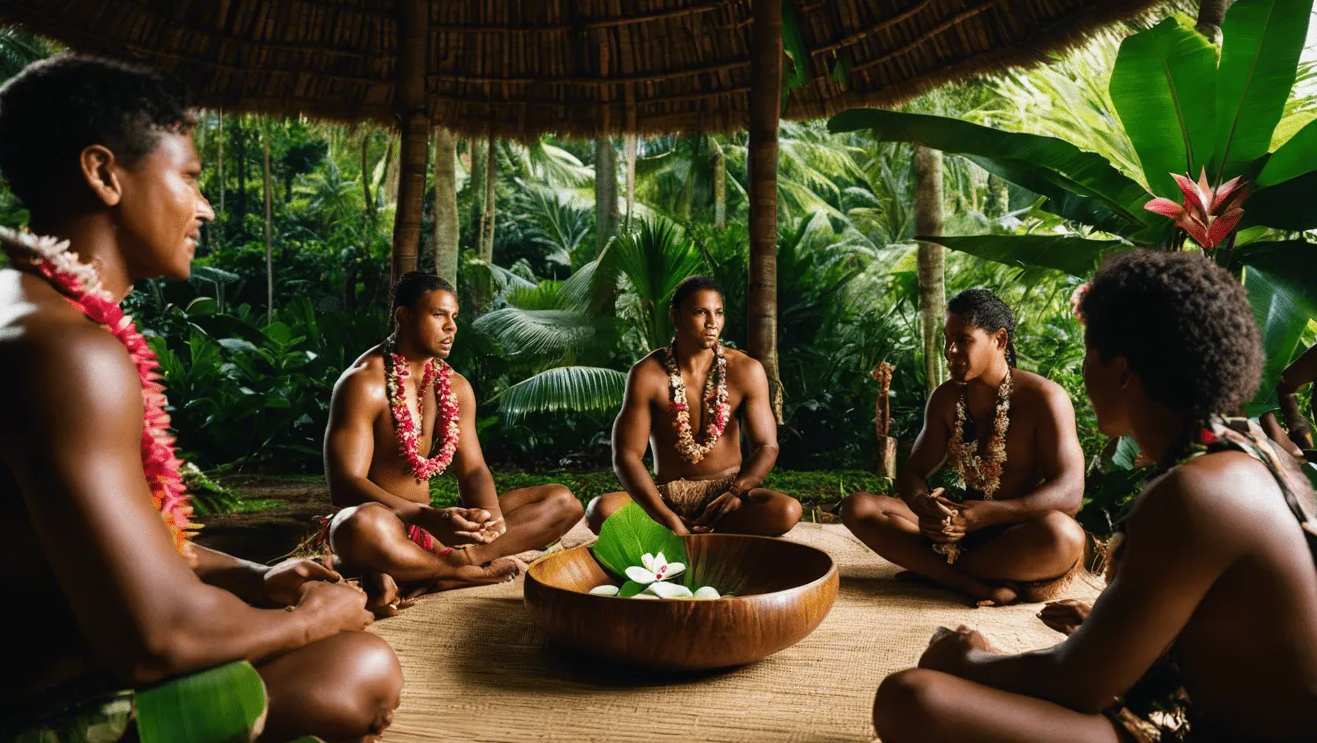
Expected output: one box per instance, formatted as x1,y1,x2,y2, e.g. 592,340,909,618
390,272,457,317
0,55,196,218
947,288,1018,367
670,275,723,313
1080,250,1262,425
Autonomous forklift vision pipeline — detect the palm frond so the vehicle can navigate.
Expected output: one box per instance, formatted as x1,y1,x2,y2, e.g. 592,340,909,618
494,366,627,421
473,307,599,361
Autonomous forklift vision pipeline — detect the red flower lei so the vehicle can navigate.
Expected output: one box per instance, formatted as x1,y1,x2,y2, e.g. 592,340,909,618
383,338,460,480
1,230,196,554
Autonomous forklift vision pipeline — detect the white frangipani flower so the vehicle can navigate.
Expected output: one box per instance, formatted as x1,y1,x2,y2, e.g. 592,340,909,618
644,581,694,599
589,584,620,596
693,586,721,599
623,552,686,585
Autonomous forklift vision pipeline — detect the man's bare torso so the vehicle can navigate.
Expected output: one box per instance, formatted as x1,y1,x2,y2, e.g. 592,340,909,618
633,347,758,485
930,369,1058,499
334,347,465,505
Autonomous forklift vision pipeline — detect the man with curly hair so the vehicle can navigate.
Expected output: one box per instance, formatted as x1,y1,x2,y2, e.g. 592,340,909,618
873,250,1317,743
842,288,1087,606
0,56,401,741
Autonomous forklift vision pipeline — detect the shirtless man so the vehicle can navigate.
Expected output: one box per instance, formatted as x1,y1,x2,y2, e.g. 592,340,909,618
842,289,1086,606
0,56,400,741
874,250,1317,743
1277,343,1316,454
586,276,802,536
324,272,583,598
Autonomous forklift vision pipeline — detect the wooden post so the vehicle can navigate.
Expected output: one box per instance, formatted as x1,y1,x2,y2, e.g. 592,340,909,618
432,127,459,285
915,146,946,392
748,0,784,423
871,361,897,478
391,0,430,282
262,119,274,322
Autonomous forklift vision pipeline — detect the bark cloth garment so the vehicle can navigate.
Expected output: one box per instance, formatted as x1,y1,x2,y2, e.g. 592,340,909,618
1102,417,1317,743
657,473,737,521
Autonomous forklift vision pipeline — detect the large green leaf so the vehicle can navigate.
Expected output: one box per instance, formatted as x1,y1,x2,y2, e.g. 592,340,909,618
591,501,687,579
963,155,1125,231
596,217,705,348
920,234,1133,277
1238,169,1317,230
1109,17,1218,198
473,308,602,362
1236,240,1317,411
1257,117,1317,187
1212,0,1314,179
493,366,627,421
828,109,1156,227
135,660,267,743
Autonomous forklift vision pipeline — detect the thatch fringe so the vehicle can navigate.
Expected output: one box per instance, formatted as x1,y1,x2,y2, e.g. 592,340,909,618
0,0,1165,140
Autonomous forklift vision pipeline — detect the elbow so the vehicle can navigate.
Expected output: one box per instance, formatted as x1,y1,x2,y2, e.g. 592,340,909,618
119,598,233,685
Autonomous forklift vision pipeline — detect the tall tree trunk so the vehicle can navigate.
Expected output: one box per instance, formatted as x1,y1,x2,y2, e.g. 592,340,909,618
985,173,1008,219
432,127,460,285
748,0,784,423
390,0,428,281
479,132,497,264
217,113,224,228
595,138,619,254
675,135,699,221
624,132,637,232
384,135,402,206
1196,0,1233,44
468,138,485,242
361,133,374,218
263,120,275,323
914,145,946,392
235,117,247,223
712,138,727,230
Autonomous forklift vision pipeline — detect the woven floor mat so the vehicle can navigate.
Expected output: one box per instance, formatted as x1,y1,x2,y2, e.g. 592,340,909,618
371,521,1101,742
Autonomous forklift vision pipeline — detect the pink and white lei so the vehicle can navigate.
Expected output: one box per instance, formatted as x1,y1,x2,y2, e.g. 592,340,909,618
664,340,731,464
383,338,460,480
947,369,1013,500
0,228,196,555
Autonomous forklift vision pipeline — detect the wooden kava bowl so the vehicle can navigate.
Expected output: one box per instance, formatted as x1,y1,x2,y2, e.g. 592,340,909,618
524,534,839,670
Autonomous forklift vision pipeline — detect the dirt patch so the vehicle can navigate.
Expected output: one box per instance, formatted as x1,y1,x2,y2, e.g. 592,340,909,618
195,476,332,564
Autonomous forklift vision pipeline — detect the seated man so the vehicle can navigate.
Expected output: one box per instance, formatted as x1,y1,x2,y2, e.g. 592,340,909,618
0,56,400,741
873,250,1317,743
325,272,583,598
587,276,802,536
1277,343,1316,454
842,289,1086,606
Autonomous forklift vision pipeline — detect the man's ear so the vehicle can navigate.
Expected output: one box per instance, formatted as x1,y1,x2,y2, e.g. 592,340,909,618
79,145,123,208
1116,356,1133,389
995,328,1010,353
394,305,408,328
669,307,679,328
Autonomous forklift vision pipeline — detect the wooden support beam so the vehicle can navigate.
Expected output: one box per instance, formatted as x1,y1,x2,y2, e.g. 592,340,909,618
391,0,430,282
748,0,783,422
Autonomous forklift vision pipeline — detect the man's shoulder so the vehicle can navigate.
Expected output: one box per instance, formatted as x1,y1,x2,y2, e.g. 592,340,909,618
1010,369,1073,409
333,348,387,400
629,350,667,378
723,346,764,376
1131,451,1281,546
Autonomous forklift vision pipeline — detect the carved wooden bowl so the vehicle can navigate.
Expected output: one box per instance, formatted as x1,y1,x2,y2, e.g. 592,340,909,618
524,534,839,670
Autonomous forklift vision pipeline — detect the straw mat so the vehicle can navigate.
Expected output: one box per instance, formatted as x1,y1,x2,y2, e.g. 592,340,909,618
371,522,1101,742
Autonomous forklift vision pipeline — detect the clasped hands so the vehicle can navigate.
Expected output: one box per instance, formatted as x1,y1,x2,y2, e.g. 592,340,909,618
676,486,749,535
914,487,987,543
417,505,506,545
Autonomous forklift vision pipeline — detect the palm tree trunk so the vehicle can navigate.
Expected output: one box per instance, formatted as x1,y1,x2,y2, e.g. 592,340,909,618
712,138,727,230
595,138,619,254
217,113,224,220
676,135,699,221
235,117,247,222
748,0,784,423
914,145,946,392
362,133,374,218
432,127,460,285
263,120,275,323
1196,0,1233,44
479,132,497,264
468,138,485,241
392,125,425,279
624,132,637,232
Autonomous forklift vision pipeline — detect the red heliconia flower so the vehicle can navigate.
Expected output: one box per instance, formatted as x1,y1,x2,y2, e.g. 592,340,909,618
1144,169,1247,248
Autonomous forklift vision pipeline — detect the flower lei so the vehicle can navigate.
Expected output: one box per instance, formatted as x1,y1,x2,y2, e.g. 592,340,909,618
664,340,731,464
383,337,460,480
947,369,1013,500
0,229,196,554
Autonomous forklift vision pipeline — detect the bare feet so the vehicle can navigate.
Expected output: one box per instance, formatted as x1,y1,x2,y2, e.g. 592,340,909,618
363,570,417,618
426,557,522,593
974,583,1019,608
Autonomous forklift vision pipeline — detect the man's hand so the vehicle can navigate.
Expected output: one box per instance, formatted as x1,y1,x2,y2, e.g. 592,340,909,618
417,506,505,545
294,580,374,640
915,489,960,543
1038,599,1091,636
263,557,343,607
697,491,744,527
918,625,998,676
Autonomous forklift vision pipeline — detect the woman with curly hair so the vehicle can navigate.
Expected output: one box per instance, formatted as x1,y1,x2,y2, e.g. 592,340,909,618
872,250,1317,743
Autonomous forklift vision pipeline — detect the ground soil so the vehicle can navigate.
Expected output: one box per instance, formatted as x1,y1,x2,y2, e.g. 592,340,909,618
194,476,333,564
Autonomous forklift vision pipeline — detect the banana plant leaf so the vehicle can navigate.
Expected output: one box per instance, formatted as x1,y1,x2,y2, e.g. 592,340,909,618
1108,17,1218,199
918,234,1133,277
135,660,267,743
1235,240,1317,412
1238,169,1317,231
1212,0,1314,180
962,155,1126,231
827,109,1156,228
1256,117,1317,187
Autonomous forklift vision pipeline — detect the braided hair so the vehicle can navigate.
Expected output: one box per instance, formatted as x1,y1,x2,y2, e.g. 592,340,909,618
947,288,1018,368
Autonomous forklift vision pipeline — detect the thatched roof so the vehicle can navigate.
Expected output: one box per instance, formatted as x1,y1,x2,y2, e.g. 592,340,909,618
0,0,1160,139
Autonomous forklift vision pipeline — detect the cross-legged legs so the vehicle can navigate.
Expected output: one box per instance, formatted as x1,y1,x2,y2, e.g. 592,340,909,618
841,492,1084,604
586,489,802,536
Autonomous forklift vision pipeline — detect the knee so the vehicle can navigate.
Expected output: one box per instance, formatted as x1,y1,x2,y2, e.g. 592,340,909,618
769,494,803,534
330,503,399,557
546,485,584,523
841,491,893,530
585,493,627,535
874,669,946,742
1037,510,1086,559
332,632,404,736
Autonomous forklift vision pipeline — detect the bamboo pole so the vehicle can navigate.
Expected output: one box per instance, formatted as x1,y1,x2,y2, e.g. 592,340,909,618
748,0,784,423
391,0,430,281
